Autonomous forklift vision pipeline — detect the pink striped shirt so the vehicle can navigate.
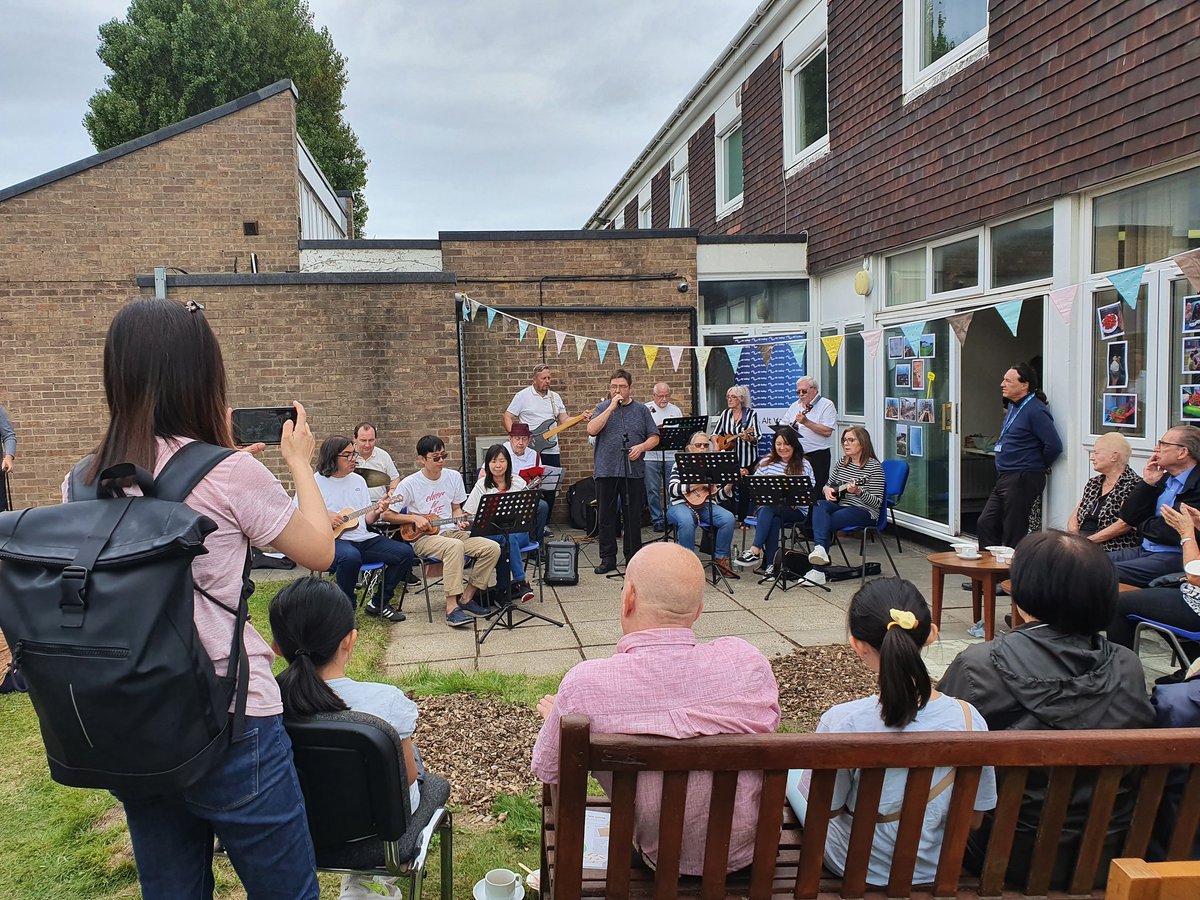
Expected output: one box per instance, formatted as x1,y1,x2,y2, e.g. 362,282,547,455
531,627,780,874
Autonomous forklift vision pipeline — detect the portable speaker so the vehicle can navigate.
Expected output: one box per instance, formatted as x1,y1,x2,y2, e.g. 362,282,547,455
544,540,579,585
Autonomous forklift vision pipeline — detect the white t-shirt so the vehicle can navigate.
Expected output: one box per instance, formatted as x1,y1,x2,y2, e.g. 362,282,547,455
354,446,400,502
506,386,566,450
326,676,421,811
312,472,373,542
504,442,541,477
392,469,467,532
783,394,838,453
646,401,684,463
788,694,997,887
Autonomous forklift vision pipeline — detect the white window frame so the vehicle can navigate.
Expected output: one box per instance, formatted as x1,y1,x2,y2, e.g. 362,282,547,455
715,121,744,219
928,229,983,301
781,4,830,174
669,147,689,228
984,207,1055,293
902,0,989,101
636,182,652,229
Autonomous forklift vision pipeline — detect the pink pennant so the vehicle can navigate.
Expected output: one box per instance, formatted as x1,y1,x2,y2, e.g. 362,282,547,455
554,330,567,354
668,346,685,371
1176,250,1200,293
1049,284,1078,324
861,329,883,360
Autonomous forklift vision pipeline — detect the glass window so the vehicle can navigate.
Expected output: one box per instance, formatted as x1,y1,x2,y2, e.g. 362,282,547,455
639,201,652,229
793,49,828,154
669,170,689,227
932,237,979,293
991,210,1054,287
844,323,865,417
921,0,987,68
886,248,926,307
1093,168,1200,273
700,279,810,326
1170,278,1200,429
722,125,744,205
1091,285,1147,439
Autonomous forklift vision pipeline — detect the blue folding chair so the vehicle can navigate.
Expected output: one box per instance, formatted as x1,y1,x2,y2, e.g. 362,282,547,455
881,459,910,553
834,497,900,584
1129,616,1200,670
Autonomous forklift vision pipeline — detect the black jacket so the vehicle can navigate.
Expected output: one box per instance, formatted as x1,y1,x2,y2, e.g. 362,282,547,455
1119,465,1200,548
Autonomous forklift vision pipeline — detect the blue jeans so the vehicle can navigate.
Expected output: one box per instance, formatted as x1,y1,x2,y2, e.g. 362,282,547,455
668,501,735,559
811,499,875,549
753,505,809,564
487,531,531,582
645,459,674,527
120,715,318,899
332,534,415,607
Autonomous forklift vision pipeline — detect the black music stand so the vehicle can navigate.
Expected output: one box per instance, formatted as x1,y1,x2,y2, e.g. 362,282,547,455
745,476,827,599
653,415,708,543
472,489,564,644
672,450,741,593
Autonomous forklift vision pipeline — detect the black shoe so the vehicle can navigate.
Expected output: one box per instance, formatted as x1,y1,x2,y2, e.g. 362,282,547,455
594,559,617,575
365,600,405,623
652,523,665,533
961,581,1009,597
404,572,421,587
1156,668,1188,686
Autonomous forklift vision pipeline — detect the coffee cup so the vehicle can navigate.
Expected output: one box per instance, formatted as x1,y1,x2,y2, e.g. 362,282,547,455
484,868,519,900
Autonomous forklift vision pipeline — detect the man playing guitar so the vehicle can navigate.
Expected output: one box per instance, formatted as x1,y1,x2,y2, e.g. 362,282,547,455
784,376,838,491
666,432,739,579
382,435,502,628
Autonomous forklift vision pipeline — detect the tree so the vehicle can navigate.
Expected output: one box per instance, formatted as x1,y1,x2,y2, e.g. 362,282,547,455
85,0,369,228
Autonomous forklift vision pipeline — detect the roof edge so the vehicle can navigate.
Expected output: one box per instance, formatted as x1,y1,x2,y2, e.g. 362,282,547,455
439,228,698,242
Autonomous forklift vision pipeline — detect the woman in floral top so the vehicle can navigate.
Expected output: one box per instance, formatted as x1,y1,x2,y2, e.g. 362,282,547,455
1067,432,1140,552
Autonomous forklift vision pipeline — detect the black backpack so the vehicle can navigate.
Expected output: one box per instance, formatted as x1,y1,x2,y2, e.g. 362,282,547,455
0,442,251,799
567,476,598,535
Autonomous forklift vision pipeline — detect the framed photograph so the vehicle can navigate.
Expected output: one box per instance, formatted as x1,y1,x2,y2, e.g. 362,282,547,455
1184,337,1200,375
884,397,900,420
912,359,926,391
1181,385,1200,421
1097,301,1124,341
1102,392,1138,429
1184,295,1200,333
1106,340,1128,387
902,341,917,358
919,333,936,358
917,399,935,423
900,398,917,421
895,364,911,389
887,336,905,359
909,425,924,457
895,423,909,457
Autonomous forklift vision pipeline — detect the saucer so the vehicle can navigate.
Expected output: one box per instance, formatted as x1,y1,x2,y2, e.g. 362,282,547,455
956,552,981,560
473,879,525,900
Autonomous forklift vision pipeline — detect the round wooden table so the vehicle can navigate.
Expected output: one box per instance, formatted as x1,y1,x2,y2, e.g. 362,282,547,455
927,551,1011,641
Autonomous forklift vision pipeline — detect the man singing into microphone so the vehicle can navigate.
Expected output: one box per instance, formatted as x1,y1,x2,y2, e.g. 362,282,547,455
587,369,659,574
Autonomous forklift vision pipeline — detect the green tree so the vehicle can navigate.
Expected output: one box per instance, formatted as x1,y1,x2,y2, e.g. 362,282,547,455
85,0,369,228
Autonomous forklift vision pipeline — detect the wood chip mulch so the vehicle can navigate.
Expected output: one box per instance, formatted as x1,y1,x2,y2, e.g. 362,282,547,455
412,645,875,819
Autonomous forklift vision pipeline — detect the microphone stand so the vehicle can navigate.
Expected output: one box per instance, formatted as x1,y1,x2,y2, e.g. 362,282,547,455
608,426,633,581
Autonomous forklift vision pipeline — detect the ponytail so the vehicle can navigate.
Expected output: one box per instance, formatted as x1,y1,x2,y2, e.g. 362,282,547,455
269,576,355,718
877,622,932,727
847,577,933,728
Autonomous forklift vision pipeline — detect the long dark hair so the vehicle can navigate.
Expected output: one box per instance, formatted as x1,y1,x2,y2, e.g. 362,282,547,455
762,426,807,475
1006,361,1048,405
483,443,514,490
87,299,233,482
270,577,354,718
848,578,933,728
317,436,352,477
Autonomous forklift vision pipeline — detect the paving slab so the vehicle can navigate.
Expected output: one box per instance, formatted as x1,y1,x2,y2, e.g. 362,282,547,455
692,609,777,639
481,648,583,676
476,621,580,656
581,643,619,660
570,618,625,648
383,629,479,665
781,626,854,647
383,658,475,678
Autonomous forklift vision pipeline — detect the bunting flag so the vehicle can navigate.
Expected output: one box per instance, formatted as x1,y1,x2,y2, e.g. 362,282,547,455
948,312,974,344
900,321,926,350
536,325,547,348
821,334,844,367
1175,250,1200,292
694,346,712,370
643,345,660,371
861,328,884,360
467,299,477,321
790,340,807,370
617,342,631,364
517,319,529,341
574,334,588,359
595,339,610,364
461,298,471,321
759,343,773,367
996,299,1024,337
1107,265,1145,309
669,346,685,371
725,345,743,370
1049,284,1078,324
554,330,567,354
486,306,497,328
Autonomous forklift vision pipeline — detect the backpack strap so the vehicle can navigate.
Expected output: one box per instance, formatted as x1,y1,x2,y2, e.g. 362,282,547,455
153,442,237,502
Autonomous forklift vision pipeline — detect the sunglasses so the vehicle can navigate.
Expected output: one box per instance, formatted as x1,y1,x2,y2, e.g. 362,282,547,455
424,452,449,462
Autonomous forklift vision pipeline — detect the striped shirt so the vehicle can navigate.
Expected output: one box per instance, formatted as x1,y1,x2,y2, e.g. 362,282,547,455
827,457,886,515
667,467,735,506
713,408,760,470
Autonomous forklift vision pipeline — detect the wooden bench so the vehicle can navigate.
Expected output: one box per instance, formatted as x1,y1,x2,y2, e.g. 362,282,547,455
540,716,1200,899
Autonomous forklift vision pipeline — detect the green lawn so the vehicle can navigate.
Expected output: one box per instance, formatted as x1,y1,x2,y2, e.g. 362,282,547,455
0,579,564,898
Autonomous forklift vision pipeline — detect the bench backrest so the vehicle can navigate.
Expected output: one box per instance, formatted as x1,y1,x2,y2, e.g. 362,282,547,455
551,716,1200,899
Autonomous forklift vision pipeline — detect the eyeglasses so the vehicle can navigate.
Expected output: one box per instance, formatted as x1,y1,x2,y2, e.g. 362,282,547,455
424,452,449,462
1156,441,1187,451
691,442,711,449
338,450,358,459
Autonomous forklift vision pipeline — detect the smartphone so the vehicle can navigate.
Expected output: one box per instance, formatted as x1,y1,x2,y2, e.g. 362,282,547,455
231,407,297,445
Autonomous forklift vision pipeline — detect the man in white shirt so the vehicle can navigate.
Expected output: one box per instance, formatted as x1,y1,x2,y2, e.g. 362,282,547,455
645,382,683,532
503,423,550,538
352,422,401,503
784,376,838,490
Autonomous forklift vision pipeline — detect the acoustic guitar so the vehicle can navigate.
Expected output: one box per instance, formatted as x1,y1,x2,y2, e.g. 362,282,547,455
397,514,472,542
331,494,391,539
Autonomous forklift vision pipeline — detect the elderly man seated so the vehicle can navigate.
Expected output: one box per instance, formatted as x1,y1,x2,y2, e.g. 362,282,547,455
531,543,780,874
666,431,738,579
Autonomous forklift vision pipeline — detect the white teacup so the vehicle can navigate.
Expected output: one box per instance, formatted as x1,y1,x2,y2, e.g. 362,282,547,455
484,868,519,900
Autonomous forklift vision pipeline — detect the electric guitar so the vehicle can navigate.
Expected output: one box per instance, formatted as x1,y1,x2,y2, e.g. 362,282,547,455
530,410,592,453
397,513,473,542
331,494,392,539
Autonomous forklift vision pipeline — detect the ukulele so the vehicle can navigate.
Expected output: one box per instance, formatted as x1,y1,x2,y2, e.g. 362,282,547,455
683,484,722,510
397,513,473,542
834,477,868,502
331,494,392,539
713,428,756,451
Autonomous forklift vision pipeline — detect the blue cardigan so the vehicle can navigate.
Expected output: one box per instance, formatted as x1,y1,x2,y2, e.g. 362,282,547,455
995,396,1062,473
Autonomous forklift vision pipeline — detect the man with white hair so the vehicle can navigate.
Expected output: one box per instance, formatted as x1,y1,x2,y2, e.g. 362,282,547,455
783,375,837,490
644,382,683,532
531,543,780,874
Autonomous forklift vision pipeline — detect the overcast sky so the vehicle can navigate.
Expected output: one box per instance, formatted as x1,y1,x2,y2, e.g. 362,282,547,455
0,0,757,237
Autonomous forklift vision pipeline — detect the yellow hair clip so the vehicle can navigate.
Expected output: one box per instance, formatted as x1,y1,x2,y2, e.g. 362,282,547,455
887,608,918,630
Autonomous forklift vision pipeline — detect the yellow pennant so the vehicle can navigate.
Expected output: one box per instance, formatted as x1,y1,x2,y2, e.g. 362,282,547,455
537,326,547,347
821,334,844,367
643,345,659,371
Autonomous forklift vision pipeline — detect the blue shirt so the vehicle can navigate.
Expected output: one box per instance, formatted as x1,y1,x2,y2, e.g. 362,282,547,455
1144,466,1195,554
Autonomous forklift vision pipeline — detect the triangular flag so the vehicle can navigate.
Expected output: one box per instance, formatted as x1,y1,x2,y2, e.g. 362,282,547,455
790,340,807,370
486,307,497,328
517,319,529,341
725,345,743,370
536,326,547,347
617,342,631,364
759,343,773,367
861,328,884,360
554,330,566,354
821,334,844,367
669,346,684,371
1175,250,1200,292
461,298,471,321
996,299,1024,337
1049,285,1078,324
467,299,477,321
574,335,588,359
694,346,712,370
900,321,925,350
643,345,659,371
949,312,974,344
1107,265,1145,309
595,339,610,364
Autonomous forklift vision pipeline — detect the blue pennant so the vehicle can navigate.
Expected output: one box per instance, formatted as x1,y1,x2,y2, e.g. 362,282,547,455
517,319,529,341
900,321,925,351
617,342,631,364
996,299,1024,336
1108,265,1145,309
725,345,743,370
486,307,496,328
595,340,610,363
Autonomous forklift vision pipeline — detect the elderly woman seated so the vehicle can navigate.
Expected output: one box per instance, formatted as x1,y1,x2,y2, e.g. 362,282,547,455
1066,432,1141,551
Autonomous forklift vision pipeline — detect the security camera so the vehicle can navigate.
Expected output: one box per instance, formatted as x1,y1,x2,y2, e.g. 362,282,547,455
677,280,690,293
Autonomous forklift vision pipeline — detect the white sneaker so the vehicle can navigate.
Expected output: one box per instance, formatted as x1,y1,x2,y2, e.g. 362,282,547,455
808,545,830,566
806,569,827,585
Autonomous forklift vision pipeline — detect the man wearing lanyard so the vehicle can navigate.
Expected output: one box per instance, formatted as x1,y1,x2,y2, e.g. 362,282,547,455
1111,426,1200,586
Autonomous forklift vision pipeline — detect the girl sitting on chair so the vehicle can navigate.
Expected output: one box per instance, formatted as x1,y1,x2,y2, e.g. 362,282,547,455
465,443,537,602
271,576,426,900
